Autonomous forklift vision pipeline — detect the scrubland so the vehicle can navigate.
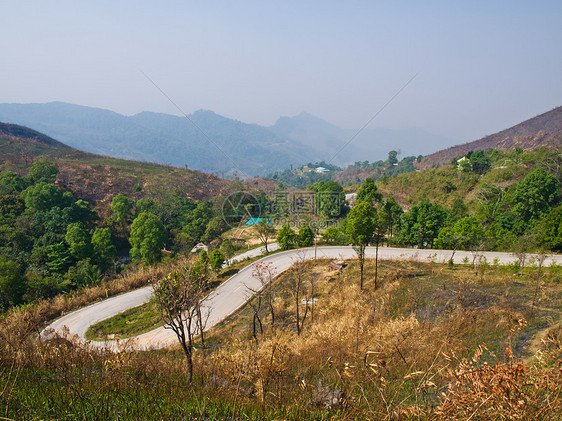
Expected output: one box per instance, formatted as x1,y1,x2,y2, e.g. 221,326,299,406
1,258,561,420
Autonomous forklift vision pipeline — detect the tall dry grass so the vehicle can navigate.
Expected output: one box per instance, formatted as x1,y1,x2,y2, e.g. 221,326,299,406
201,259,562,419
1,257,561,419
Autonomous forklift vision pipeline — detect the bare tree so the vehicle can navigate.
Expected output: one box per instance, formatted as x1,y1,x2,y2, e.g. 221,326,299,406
247,261,277,340
192,256,212,346
292,251,312,335
531,250,548,318
512,234,534,272
152,267,208,383
470,240,486,274
477,183,504,222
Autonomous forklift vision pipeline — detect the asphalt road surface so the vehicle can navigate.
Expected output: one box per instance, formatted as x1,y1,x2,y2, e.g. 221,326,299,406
41,245,562,351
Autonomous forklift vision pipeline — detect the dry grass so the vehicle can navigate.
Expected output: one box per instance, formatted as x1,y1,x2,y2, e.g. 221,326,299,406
202,259,562,419
1,258,561,419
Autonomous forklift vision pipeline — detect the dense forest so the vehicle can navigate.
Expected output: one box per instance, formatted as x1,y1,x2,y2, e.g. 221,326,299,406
0,158,232,309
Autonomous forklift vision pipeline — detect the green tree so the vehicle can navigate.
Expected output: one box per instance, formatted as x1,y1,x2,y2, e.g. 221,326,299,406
23,274,60,302
202,216,228,243
277,223,297,250
512,167,559,227
323,226,348,245
183,201,213,241
435,216,485,255
209,249,225,272
346,201,376,289
372,209,386,289
67,199,98,227
538,205,562,252
0,256,26,308
27,158,58,184
449,197,468,224
383,197,403,238
387,150,399,166
22,182,64,212
64,258,101,288
219,239,235,264
192,250,210,279
91,227,116,268
65,223,92,260
310,180,347,218
135,198,156,215
33,206,76,248
0,194,25,219
46,242,72,274
467,150,491,175
130,212,168,264
356,177,382,206
398,200,448,248
0,171,26,194
298,222,314,247
111,194,134,223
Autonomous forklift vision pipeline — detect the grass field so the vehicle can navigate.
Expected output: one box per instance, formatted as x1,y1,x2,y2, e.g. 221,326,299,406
85,300,161,341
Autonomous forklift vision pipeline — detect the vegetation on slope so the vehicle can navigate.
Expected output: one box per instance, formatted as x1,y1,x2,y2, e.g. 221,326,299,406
0,134,228,208
267,151,420,188
1,257,560,419
418,105,562,169
0,122,68,148
0,150,235,310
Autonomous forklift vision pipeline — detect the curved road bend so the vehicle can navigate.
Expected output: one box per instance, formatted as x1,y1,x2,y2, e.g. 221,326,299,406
41,246,562,351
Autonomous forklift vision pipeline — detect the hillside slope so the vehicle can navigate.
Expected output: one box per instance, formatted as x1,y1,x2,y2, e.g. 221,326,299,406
419,106,562,169
0,129,229,212
0,122,69,148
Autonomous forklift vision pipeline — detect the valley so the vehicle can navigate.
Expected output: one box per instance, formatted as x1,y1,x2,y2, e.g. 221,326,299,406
1,108,561,420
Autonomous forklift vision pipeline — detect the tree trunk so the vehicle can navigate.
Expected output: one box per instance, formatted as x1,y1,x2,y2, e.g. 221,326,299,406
374,239,379,290
269,301,275,327
296,288,301,335
360,257,364,290
181,340,193,383
252,313,263,340
178,321,194,383
197,305,205,346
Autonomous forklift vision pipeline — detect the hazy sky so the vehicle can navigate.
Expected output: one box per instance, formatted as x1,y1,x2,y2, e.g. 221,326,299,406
1,1,561,143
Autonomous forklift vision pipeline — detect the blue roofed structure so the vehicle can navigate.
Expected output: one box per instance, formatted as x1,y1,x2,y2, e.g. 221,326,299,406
245,217,271,225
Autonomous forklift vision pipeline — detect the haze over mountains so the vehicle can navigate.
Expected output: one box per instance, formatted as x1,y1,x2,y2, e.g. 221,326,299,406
0,102,455,177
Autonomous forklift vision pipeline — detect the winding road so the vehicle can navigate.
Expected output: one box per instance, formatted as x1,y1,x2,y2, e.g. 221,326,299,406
41,245,562,351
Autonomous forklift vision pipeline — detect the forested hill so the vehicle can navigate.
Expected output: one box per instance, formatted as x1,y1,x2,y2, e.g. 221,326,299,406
0,129,230,211
419,106,562,169
0,128,237,310
0,122,69,148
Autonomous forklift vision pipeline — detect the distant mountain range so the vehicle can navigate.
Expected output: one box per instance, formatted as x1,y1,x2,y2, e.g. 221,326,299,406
419,106,562,169
0,102,456,177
